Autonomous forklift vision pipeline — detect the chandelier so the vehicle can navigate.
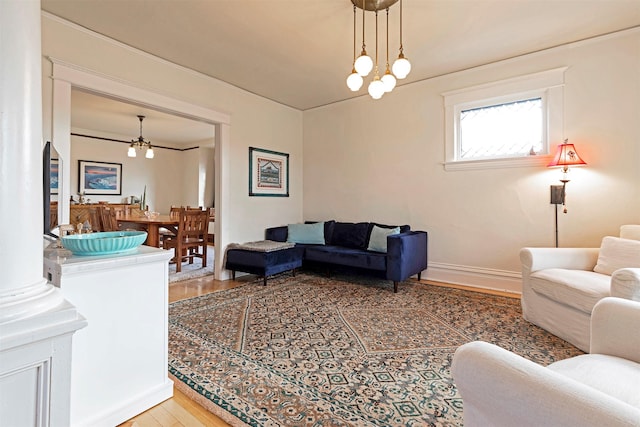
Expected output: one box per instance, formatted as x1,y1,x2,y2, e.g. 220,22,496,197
346,0,411,99
128,115,154,159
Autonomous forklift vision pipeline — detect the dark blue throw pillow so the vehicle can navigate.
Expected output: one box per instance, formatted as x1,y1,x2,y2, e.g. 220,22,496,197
330,222,370,249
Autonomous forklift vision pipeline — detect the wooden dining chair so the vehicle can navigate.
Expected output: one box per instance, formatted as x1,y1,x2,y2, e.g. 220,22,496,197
159,206,183,246
207,207,215,245
163,208,208,272
88,207,102,231
50,202,59,230
98,206,120,232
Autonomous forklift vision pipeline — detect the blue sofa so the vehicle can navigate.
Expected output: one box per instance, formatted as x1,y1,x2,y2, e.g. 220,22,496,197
266,220,428,293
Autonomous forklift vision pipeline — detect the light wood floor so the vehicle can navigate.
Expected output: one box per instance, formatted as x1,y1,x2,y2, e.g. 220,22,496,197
120,274,519,426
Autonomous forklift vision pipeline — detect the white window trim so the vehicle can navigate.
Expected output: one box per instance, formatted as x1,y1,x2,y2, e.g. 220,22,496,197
442,67,568,171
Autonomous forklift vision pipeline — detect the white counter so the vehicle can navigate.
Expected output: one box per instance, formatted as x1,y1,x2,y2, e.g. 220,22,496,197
44,245,174,427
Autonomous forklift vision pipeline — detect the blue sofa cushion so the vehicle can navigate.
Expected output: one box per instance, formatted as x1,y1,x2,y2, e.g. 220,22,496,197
367,225,400,253
329,222,370,249
367,222,410,237
305,245,387,271
287,222,325,244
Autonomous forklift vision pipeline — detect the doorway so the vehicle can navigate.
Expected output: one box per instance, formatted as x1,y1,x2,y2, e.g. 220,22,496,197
50,59,230,279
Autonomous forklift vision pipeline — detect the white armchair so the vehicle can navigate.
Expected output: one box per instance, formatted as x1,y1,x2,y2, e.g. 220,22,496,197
452,297,640,427
521,225,640,352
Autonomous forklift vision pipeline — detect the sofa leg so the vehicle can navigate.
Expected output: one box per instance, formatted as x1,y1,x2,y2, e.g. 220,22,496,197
418,272,422,281
394,281,399,293
292,268,296,277
263,276,267,286
232,270,236,280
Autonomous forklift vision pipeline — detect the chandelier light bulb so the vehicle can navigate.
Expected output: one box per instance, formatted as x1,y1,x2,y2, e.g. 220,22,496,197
128,144,137,157
346,69,364,91
381,69,396,92
368,76,385,100
145,147,155,159
392,54,411,79
354,53,373,77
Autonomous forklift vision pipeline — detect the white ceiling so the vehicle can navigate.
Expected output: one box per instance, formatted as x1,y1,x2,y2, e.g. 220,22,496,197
42,0,640,141
70,89,214,145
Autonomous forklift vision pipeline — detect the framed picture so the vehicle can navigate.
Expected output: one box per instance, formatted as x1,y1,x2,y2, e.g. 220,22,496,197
50,158,59,195
249,147,289,197
78,160,122,195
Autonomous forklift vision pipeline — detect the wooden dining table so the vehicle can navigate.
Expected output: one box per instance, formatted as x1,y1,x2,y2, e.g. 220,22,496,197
116,214,179,248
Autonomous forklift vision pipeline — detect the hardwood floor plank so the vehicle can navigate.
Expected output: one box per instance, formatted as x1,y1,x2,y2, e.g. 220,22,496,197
126,410,163,427
146,405,181,426
160,399,206,426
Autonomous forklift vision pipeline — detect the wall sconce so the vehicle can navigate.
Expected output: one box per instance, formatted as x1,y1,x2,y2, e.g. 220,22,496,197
548,139,587,247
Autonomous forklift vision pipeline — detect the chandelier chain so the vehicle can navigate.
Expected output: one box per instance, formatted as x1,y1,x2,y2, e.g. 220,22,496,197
385,8,390,68
361,0,366,53
399,0,404,54
353,5,357,62
374,9,379,73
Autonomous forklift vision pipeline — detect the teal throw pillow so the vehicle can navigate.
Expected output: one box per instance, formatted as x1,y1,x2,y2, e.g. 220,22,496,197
287,222,325,244
367,225,400,253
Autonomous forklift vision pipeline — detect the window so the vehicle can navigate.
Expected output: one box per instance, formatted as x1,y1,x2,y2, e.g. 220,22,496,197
443,68,567,170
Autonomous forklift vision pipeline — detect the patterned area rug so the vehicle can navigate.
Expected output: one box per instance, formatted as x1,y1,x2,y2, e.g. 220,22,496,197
168,273,583,426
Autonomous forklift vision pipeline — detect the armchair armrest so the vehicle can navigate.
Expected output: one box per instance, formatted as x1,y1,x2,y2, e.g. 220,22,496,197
611,268,640,301
452,341,640,427
590,297,640,363
386,231,428,282
520,247,600,272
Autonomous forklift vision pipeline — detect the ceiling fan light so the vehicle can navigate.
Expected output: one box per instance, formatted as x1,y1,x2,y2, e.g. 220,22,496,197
128,144,137,157
392,55,411,79
381,70,396,92
354,53,373,77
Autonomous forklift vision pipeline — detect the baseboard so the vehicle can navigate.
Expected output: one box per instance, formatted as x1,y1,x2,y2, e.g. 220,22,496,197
74,379,174,427
423,262,522,294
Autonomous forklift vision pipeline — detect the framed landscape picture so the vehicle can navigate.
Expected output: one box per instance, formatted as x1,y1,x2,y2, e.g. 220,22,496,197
78,160,122,195
50,158,59,195
249,147,289,197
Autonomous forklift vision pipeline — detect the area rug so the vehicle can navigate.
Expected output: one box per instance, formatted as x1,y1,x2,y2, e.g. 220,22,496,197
168,273,583,426
168,246,214,283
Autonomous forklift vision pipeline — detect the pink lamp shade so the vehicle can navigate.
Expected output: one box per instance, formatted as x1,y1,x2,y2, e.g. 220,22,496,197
548,142,587,171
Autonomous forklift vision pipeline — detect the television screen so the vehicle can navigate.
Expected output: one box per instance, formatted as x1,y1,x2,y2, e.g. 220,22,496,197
43,141,57,237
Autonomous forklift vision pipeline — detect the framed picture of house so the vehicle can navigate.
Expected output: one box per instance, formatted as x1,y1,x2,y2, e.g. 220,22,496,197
50,158,59,195
78,160,122,195
249,147,289,197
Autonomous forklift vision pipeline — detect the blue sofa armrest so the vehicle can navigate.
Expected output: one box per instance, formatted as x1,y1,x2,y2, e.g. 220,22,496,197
266,225,288,242
386,231,428,283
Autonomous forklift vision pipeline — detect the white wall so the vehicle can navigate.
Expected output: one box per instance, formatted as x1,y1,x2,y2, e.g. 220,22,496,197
199,144,215,208
303,30,640,293
40,13,304,270
181,148,201,208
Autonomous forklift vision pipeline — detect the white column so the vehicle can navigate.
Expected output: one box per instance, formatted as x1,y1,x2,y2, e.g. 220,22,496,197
0,0,63,320
1,4,86,426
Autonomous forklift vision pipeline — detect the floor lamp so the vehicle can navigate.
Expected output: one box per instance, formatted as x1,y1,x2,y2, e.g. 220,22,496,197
548,140,587,247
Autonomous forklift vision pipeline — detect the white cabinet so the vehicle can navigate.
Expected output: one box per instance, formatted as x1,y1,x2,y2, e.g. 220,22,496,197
44,246,174,427
0,299,86,427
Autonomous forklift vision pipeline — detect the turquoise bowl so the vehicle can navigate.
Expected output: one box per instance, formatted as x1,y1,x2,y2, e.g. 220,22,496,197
62,231,148,256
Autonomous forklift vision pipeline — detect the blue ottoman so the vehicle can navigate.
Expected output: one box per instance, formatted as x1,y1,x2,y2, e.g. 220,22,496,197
225,246,303,286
